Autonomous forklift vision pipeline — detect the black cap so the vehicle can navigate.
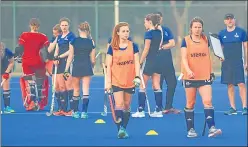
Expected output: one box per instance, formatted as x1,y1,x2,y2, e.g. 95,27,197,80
224,13,235,19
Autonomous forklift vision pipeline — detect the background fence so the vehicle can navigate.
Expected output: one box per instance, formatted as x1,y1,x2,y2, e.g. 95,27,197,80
1,1,247,75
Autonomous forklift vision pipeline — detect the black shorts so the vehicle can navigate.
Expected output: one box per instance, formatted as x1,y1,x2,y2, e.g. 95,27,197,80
112,85,135,94
53,58,70,74
221,61,245,85
182,80,212,88
72,61,94,77
143,59,161,76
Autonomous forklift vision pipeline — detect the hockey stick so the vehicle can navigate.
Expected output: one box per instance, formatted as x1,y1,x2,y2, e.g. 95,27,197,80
46,65,58,116
1,79,6,87
107,91,121,123
102,63,121,123
23,94,28,107
95,51,101,59
140,60,151,117
101,63,108,116
202,119,207,136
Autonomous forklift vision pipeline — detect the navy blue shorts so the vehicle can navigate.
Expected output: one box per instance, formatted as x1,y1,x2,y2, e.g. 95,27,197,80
112,85,135,94
71,61,94,77
221,61,245,85
143,59,161,76
182,80,212,88
53,58,68,74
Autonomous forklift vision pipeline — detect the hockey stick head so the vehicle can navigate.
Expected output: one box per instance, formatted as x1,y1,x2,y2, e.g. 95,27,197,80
46,112,53,116
101,112,107,116
101,90,108,117
115,118,122,124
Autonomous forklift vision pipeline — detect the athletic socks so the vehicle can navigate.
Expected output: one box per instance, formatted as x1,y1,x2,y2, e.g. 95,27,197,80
184,108,195,132
72,96,80,112
55,92,61,110
204,107,215,129
154,89,163,111
138,90,146,112
68,90,74,110
115,109,124,131
60,91,68,112
82,95,89,113
122,109,131,129
3,90,10,107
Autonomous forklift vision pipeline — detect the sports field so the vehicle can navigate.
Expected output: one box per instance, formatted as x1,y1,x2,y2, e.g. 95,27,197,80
1,76,247,146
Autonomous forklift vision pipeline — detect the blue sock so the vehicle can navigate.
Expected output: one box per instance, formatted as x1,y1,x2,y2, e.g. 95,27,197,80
115,109,123,131
138,91,146,112
82,95,89,112
68,90,73,110
122,109,131,129
72,96,80,112
55,92,61,110
61,91,68,112
184,108,194,132
3,90,10,107
204,107,215,129
154,89,163,111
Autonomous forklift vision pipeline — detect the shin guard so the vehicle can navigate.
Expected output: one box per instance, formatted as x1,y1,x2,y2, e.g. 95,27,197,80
204,107,215,129
184,108,195,132
138,90,146,112
20,75,49,111
122,109,131,129
115,109,124,131
82,95,89,113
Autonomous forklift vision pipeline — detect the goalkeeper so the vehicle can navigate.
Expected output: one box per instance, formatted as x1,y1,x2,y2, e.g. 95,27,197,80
15,18,49,111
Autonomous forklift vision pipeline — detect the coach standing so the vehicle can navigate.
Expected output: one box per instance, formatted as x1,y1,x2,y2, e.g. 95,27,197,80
154,12,180,114
218,13,247,115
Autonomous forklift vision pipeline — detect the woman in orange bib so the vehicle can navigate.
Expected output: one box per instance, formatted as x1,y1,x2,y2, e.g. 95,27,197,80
181,17,222,138
106,22,140,139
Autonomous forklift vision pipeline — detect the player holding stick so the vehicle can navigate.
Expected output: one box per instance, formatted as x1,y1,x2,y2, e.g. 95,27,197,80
1,42,15,113
47,24,62,112
64,21,96,119
132,13,163,118
106,22,141,139
181,17,222,138
53,17,75,116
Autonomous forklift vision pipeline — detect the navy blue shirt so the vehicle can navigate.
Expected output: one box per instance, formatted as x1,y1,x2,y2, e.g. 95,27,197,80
144,29,162,59
218,26,247,61
57,32,76,55
107,42,139,56
1,48,14,74
108,37,132,44
161,26,174,44
50,36,56,43
70,37,95,63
